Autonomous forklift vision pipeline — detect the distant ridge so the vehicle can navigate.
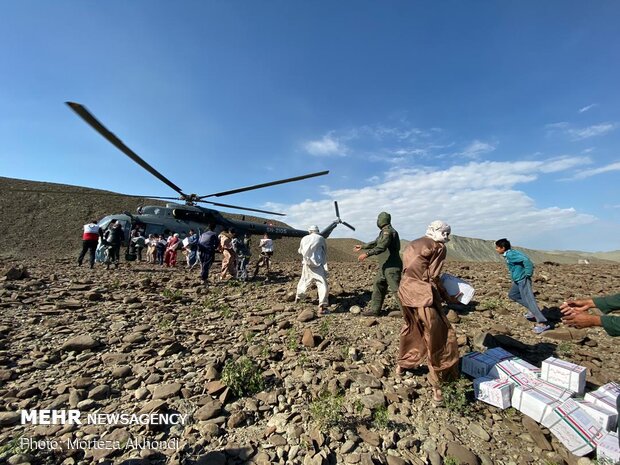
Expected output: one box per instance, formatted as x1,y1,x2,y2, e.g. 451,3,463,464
440,235,619,264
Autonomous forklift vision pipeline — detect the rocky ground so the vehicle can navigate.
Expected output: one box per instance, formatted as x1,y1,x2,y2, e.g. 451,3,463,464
0,257,618,465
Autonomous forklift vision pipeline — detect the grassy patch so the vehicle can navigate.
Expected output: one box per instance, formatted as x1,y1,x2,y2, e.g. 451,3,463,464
221,356,265,398
286,328,299,351
309,392,345,428
479,298,502,311
556,341,573,356
318,316,332,339
442,377,474,415
162,288,183,300
158,317,172,329
0,435,28,456
372,405,389,429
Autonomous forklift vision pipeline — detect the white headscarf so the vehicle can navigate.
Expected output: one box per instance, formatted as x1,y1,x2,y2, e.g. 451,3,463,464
425,220,451,243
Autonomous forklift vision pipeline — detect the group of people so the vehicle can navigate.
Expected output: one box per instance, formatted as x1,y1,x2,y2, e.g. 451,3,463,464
293,212,620,405
77,219,125,270
77,220,275,283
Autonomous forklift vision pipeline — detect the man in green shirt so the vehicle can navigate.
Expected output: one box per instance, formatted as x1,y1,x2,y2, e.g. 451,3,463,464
560,293,620,337
355,212,403,316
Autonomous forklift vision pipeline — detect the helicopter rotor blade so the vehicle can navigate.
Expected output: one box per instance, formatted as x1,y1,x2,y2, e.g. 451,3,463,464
197,199,286,216
342,221,356,231
0,187,180,201
334,201,340,219
199,170,329,199
65,102,187,198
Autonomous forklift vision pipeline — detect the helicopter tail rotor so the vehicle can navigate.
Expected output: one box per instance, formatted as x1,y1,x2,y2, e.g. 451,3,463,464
334,201,355,231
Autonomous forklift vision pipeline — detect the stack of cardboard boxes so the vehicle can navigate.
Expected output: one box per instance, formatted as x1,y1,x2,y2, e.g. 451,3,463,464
462,349,619,461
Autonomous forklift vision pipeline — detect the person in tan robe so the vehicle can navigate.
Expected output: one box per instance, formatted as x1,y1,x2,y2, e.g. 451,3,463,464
219,229,237,281
397,220,459,404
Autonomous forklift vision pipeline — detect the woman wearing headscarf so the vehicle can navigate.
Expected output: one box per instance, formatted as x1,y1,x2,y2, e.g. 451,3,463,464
164,233,181,267
397,220,459,405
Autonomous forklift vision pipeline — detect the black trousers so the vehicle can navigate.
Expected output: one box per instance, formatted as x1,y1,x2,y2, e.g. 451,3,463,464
108,245,121,264
199,251,214,282
78,240,98,267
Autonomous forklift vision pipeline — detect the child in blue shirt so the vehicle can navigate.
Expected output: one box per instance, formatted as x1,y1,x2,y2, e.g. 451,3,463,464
495,238,550,334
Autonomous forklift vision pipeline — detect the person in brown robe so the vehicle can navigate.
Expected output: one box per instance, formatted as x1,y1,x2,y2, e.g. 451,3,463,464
219,229,237,281
397,220,459,404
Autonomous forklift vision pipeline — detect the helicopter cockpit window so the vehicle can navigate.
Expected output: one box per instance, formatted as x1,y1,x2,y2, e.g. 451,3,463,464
98,217,113,231
140,206,165,215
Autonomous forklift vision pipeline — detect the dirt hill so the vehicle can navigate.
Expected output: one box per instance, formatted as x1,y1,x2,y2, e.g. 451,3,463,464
0,177,361,262
1,177,617,264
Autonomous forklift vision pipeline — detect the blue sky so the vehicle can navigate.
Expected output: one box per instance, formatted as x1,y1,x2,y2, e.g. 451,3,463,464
2,1,619,251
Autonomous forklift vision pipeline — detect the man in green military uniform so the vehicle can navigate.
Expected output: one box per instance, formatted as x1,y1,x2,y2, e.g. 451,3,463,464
355,212,403,316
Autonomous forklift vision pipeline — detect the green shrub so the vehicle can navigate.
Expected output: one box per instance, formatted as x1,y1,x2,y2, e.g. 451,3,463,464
286,328,299,351
309,392,345,428
318,316,332,338
372,405,389,428
221,356,265,397
479,298,501,310
556,341,573,356
162,288,183,300
442,377,473,415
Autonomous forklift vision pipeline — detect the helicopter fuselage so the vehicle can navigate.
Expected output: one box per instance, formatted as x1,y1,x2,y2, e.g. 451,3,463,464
98,203,310,244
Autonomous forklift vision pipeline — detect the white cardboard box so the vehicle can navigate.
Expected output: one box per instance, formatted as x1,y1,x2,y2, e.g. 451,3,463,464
575,399,618,432
541,357,587,395
474,376,514,409
541,398,605,457
440,273,475,305
585,382,620,415
512,384,562,423
596,431,620,464
461,349,514,378
489,358,541,380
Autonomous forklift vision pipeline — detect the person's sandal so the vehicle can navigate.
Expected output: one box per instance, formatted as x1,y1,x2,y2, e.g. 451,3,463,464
432,389,444,406
532,324,551,334
317,307,330,316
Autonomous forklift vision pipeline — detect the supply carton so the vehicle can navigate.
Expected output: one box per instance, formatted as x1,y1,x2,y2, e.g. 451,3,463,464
512,384,562,423
596,431,620,464
474,376,513,409
541,398,604,457
585,382,620,414
575,399,618,432
541,357,587,395
440,273,475,305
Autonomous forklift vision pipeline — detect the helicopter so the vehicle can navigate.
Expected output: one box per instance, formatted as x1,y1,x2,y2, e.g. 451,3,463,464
56,102,356,243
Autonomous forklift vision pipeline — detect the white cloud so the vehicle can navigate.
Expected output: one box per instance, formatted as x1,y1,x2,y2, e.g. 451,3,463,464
578,104,597,113
571,161,620,179
540,156,592,173
303,133,348,157
546,122,570,130
568,123,617,140
546,121,617,140
457,140,496,159
266,157,595,244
